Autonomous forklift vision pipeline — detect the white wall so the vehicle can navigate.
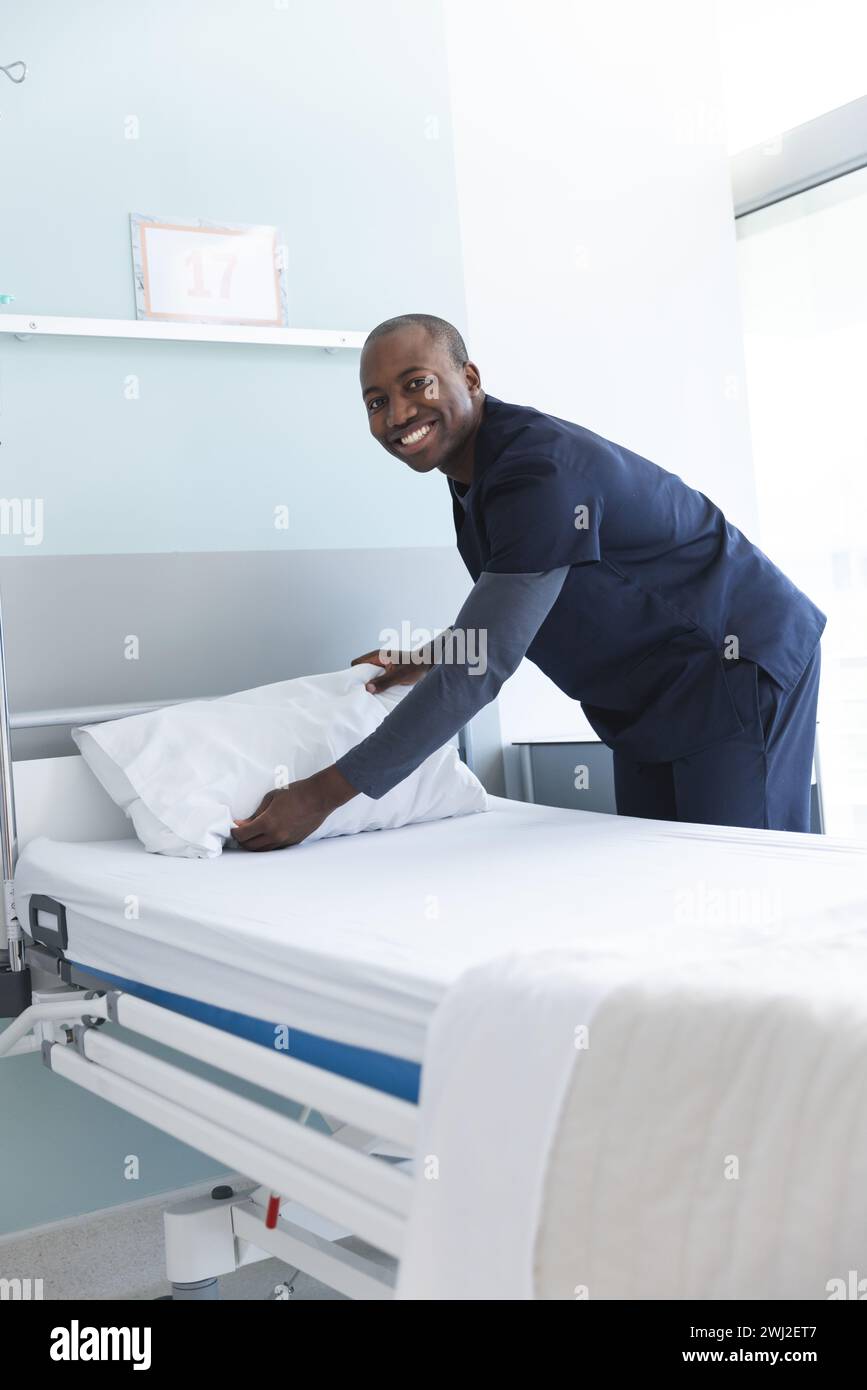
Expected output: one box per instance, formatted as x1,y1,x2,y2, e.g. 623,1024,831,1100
443,0,758,749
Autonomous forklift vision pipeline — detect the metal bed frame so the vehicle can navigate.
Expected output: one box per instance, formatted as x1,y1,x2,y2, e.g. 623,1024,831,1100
0,584,435,1300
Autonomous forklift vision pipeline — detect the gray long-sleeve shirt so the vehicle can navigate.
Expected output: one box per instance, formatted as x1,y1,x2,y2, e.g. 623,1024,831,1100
334,565,570,800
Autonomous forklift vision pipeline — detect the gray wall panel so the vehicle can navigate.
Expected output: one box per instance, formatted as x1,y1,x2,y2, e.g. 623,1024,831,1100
0,549,505,791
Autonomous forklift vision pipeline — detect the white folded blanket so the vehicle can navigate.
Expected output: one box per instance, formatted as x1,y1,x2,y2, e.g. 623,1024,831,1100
398,936,867,1300
396,949,632,1299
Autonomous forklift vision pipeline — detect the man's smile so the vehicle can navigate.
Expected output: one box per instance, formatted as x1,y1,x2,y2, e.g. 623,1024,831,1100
392,419,439,454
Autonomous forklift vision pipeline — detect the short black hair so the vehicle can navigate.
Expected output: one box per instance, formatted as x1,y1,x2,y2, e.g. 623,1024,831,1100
363,313,468,371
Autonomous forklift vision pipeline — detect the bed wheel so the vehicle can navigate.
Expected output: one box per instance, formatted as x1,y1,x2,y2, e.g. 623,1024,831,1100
156,1279,295,1301
158,1277,220,1300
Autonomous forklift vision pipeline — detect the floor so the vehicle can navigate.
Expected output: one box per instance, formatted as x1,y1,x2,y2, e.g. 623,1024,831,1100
0,1175,396,1301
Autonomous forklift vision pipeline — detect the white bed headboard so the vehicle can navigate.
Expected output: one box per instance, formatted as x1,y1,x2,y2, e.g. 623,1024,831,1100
13,754,133,850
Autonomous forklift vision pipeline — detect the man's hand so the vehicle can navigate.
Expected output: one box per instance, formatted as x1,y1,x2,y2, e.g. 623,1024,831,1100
351,647,430,693
231,765,358,852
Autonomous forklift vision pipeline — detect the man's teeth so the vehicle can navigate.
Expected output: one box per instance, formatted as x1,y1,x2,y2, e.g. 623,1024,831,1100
400,423,433,445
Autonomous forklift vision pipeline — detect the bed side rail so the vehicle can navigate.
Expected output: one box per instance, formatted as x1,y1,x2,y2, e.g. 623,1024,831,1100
3,986,417,1262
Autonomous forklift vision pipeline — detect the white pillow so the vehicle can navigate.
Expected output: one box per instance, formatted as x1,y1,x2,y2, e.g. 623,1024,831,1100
72,665,487,858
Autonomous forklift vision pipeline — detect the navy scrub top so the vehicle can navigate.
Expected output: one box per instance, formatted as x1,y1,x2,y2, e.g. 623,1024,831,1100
450,395,826,764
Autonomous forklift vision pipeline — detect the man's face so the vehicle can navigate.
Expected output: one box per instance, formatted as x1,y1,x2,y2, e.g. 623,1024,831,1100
361,326,481,474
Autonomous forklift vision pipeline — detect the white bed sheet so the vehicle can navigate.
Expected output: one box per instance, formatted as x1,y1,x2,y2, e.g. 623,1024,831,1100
14,797,867,1062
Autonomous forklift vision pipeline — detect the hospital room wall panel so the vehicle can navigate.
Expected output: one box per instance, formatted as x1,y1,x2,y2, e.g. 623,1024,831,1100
0,546,505,774
0,338,463,556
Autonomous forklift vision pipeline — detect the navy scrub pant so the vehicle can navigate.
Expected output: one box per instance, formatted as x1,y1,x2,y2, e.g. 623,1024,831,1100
612,647,822,832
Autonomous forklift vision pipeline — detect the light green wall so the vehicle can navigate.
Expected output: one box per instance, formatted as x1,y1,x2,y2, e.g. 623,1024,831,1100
0,0,465,1236
0,0,466,555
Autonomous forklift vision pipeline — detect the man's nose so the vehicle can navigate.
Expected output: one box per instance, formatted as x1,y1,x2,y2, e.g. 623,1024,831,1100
386,402,418,432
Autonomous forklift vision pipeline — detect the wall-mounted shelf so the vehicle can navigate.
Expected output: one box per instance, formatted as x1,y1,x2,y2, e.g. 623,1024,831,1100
0,314,366,350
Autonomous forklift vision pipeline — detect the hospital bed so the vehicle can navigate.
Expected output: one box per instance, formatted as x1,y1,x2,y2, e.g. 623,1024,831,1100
4,574,867,1301
6,732,867,1299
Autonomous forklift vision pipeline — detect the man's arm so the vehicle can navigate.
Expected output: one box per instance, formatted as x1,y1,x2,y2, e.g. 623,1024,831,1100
334,567,570,799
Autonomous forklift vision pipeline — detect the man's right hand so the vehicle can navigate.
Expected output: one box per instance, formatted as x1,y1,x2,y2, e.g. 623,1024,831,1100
351,648,430,693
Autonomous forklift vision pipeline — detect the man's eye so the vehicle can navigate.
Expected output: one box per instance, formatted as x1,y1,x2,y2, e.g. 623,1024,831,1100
409,376,432,390
367,397,385,413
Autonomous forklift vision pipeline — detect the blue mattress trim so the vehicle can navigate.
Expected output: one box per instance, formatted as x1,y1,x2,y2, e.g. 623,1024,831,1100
70,963,421,1104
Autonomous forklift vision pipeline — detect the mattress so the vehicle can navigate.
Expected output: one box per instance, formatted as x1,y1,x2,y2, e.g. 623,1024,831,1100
15,795,867,1079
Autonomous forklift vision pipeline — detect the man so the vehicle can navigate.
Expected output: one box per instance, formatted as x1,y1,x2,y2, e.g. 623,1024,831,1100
232,313,825,852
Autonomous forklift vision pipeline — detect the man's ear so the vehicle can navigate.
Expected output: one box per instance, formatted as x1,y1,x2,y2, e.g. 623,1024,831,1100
464,361,482,393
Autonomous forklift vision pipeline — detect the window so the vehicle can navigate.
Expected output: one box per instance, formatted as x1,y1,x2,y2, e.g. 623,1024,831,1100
736,164,867,832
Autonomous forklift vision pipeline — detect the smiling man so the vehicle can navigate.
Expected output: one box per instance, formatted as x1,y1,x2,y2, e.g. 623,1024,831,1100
232,312,825,852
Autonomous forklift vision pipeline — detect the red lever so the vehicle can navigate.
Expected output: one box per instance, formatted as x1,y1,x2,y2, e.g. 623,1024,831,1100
266,1193,281,1229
